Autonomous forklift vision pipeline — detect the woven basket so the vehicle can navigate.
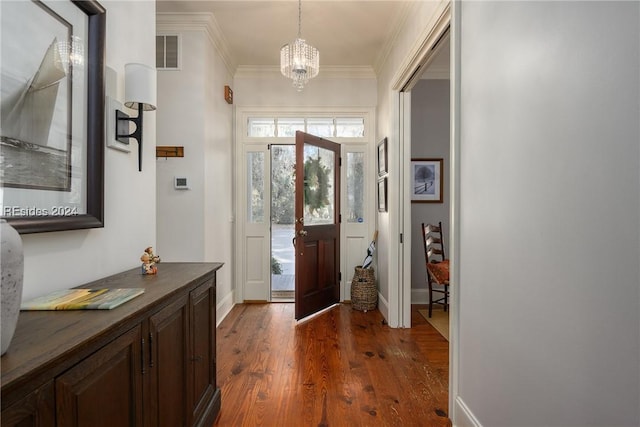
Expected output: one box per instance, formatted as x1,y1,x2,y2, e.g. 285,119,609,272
351,266,377,312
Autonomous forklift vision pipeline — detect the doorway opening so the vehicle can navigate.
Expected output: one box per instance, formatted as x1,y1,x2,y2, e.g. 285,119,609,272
394,10,451,417
270,145,296,301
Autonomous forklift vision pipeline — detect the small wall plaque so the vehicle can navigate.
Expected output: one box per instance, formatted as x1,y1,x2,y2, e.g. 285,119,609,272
156,146,184,158
224,85,233,104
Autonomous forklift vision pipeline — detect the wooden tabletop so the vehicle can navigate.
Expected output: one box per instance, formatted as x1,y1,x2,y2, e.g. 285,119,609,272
1,262,223,396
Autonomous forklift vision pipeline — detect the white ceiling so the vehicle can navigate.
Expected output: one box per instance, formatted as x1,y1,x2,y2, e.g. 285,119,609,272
156,0,449,76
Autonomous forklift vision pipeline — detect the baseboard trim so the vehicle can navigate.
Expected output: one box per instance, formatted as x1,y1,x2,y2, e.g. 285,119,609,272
377,291,389,322
411,288,429,304
454,396,482,427
216,290,235,327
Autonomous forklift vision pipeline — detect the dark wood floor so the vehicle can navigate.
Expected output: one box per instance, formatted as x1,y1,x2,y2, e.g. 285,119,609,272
214,303,449,426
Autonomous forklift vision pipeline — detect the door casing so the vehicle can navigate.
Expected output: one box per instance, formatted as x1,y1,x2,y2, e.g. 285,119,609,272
234,108,376,306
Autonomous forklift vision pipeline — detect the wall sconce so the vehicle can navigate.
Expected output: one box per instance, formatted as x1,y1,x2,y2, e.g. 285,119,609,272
115,63,157,171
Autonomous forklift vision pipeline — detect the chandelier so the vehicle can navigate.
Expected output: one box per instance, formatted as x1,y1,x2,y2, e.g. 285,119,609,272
280,0,319,91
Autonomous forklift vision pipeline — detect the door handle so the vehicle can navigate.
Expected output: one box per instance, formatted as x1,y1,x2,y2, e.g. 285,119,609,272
297,229,308,236
292,237,296,247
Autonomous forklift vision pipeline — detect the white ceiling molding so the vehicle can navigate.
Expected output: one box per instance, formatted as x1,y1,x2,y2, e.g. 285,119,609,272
157,12,236,76
391,1,451,91
235,65,376,80
373,1,413,76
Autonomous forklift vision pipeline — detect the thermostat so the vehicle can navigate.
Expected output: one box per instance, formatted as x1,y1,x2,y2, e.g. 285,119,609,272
174,176,190,190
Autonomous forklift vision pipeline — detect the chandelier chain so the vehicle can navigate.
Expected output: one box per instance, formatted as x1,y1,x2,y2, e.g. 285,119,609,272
298,0,302,38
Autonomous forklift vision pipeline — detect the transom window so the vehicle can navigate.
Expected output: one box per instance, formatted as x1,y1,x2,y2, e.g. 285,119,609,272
247,117,364,138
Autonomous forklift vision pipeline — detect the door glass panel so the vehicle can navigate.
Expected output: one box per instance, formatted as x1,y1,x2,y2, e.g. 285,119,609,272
303,144,334,225
247,152,264,222
346,152,364,223
306,118,334,138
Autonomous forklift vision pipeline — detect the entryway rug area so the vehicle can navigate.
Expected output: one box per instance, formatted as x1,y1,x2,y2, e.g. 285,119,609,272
418,308,449,341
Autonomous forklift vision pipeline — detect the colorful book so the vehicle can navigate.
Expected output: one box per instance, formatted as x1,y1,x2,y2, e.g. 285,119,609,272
21,288,145,311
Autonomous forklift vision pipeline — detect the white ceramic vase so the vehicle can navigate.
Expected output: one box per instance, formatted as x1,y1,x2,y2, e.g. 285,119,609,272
1,219,24,355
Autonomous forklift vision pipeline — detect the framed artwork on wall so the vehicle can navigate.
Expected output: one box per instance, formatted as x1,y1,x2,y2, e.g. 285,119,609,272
377,137,388,176
411,158,443,203
378,177,387,212
0,0,106,234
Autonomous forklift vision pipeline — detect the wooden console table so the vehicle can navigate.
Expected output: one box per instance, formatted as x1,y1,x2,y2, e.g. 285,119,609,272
1,262,223,427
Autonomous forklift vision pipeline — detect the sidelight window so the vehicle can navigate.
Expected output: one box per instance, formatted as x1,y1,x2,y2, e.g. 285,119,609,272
247,152,265,223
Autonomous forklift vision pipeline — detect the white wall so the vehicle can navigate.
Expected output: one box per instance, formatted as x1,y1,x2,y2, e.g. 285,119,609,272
234,69,377,108
156,16,235,321
410,79,450,301
156,31,207,262
204,30,234,318
456,2,639,426
20,0,157,301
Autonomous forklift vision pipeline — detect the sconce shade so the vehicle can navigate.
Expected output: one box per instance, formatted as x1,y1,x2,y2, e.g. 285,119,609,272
117,63,157,171
124,63,156,111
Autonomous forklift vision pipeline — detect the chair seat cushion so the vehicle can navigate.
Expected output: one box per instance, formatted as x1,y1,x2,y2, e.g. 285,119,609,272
427,260,450,285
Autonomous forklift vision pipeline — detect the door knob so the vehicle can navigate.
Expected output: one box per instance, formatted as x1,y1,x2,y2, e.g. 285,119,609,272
297,229,308,236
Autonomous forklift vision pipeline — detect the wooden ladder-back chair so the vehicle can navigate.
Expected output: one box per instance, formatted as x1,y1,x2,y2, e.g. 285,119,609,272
421,222,450,317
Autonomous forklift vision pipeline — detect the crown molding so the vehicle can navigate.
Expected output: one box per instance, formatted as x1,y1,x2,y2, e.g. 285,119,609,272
391,1,451,90
373,1,414,76
234,65,376,80
156,12,236,75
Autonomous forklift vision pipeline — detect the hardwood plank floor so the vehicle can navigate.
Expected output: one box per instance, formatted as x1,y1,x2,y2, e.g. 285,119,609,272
214,303,449,426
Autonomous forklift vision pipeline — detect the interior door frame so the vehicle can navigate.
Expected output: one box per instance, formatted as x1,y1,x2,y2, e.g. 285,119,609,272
391,2,451,327
388,1,454,417
234,108,376,307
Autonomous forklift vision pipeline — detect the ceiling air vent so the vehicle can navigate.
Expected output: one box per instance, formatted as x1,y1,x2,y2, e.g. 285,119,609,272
156,35,180,70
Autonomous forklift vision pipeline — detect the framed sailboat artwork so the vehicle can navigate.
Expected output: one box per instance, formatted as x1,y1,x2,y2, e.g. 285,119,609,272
0,0,105,233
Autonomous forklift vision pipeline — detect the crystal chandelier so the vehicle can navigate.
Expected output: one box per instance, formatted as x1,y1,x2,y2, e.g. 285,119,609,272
280,0,319,91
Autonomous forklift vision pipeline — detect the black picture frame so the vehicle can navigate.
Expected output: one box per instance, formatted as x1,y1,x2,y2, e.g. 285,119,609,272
2,0,105,234
377,137,388,176
378,177,387,212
